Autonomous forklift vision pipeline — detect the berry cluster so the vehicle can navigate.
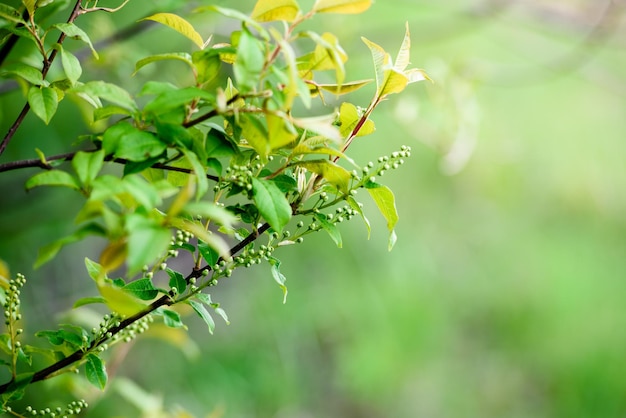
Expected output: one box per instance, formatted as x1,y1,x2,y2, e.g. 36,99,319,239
352,145,412,185
13,399,88,417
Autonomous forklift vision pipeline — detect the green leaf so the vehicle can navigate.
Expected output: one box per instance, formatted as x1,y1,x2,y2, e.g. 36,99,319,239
296,160,351,194
300,31,347,86
170,218,231,261
36,329,83,348
313,0,371,14
233,27,265,93
346,195,370,239
53,23,99,59
183,201,237,227
195,6,268,40
33,224,105,269
314,212,342,247
0,4,25,25
160,308,186,328
85,353,107,390
251,177,292,232
271,174,298,193
103,123,166,162
338,102,375,138
267,256,288,303
192,49,222,85
143,87,213,114
313,79,372,95
85,257,106,282
134,52,193,75
73,296,107,308
188,299,215,334
240,113,270,158
365,182,399,250
28,86,58,124
57,44,82,84
71,81,136,111
267,113,298,150
93,105,132,121
25,169,80,191
1,63,45,86
125,214,172,275
141,13,204,49
181,149,208,201
251,0,299,22
292,114,342,142
1,372,33,402
198,241,219,267
166,268,187,294
379,68,409,97
123,278,159,301
72,149,104,187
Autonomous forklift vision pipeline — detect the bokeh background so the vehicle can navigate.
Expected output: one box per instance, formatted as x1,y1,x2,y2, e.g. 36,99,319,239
1,0,626,417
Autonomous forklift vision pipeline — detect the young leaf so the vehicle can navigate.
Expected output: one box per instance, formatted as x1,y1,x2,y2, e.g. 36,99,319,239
251,0,300,22
361,36,389,95
53,23,99,59
72,150,104,187
98,281,147,316
251,177,292,232
338,102,375,138
1,63,46,86
365,182,399,250
379,68,409,98
267,256,288,303
197,241,219,267
314,212,342,247
134,52,194,75
143,87,214,114
25,170,80,191
181,149,208,201
102,123,166,162
295,160,351,194
28,86,58,124
188,300,215,334
123,278,159,301
346,195,370,239
140,13,204,49
85,353,107,390
195,6,269,40
313,0,371,14
394,22,411,72
166,268,187,294
73,296,107,308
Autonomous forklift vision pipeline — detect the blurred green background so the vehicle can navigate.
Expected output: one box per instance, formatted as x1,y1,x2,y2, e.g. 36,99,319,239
1,0,626,417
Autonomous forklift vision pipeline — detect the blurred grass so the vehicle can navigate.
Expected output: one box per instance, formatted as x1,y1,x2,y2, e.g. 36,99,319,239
1,0,626,417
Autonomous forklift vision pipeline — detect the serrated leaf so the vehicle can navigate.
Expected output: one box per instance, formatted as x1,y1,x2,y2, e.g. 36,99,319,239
361,36,390,95
313,0,371,14
53,23,98,59
123,278,159,301
85,353,107,390
71,81,136,111
251,177,292,232
166,268,187,294
251,0,299,22
134,52,193,75
188,300,215,334
141,13,204,49
314,212,342,247
365,182,399,250
267,256,288,303
296,160,351,194
28,86,58,124
394,22,411,72
25,169,80,190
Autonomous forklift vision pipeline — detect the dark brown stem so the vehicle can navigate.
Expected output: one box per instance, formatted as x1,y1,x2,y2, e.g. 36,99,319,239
0,0,83,158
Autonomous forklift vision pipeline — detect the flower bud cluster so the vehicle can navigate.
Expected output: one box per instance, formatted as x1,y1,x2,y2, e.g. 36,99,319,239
219,157,265,193
233,242,276,270
115,315,153,344
21,399,88,417
4,273,25,327
352,145,411,183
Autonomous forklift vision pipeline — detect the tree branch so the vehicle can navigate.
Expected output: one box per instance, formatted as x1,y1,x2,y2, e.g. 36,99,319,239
0,0,83,158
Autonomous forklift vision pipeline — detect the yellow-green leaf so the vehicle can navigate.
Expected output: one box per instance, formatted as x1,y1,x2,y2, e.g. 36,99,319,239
141,13,204,49
313,0,371,14
379,68,409,97
361,36,392,94
98,281,147,316
394,22,411,72
296,160,351,194
251,0,300,22
365,182,399,251
28,86,58,124
314,79,372,95
267,113,298,150
338,102,375,138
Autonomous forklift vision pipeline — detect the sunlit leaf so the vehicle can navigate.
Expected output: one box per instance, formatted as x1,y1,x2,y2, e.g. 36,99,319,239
295,160,351,194
141,13,204,49
195,6,268,40
394,22,411,72
25,170,80,191
338,102,375,138
313,79,372,95
379,68,409,97
251,0,300,22
1,63,46,86
98,281,147,316
361,36,390,94
57,44,82,85
233,27,265,93
125,213,171,275
313,0,371,14
292,114,342,142
188,300,215,334
72,149,104,187
240,114,270,158
123,278,159,301
71,81,136,111
134,52,193,75
181,149,208,200
267,256,288,303
251,177,292,232
365,181,399,250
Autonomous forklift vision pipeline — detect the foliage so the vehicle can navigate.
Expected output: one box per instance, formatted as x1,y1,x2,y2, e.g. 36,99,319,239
0,0,427,415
